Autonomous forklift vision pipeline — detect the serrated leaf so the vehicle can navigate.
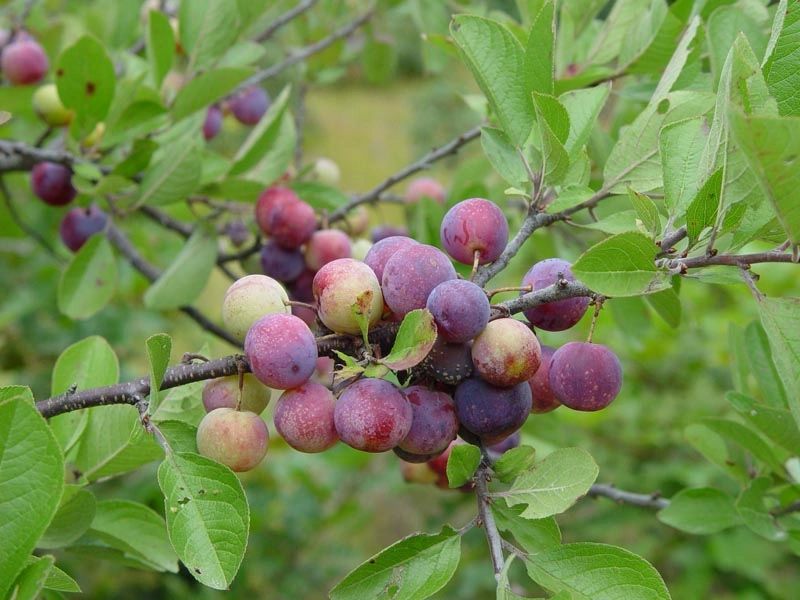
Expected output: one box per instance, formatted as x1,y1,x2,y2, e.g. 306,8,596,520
726,392,800,454
446,444,480,488
25,557,80,593
144,226,218,310
38,486,96,549
572,232,669,297
481,127,528,186
146,333,172,415
57,235,117,320
757,297,800,431
137,135,202,206
152,382,206,425
650,15,701,105
158,452,249,588
547,185,594,213
147,10,174,88
736,477,786,541
157,420,199,453
0,390,65,598
685,168,723,245
180,0,241,72
492,503,561,552
494,445,536,483
451,15,534,146
628,188,660,238
229,86,291,177
660,117,709,219
657,488,741,535
524,1,554,96
764,0,800,116
532,93,570,185
330,526,461,600
561,84,610,158
380,309,438,371
524,543,671,600
172,68,253,121
495,447,598,519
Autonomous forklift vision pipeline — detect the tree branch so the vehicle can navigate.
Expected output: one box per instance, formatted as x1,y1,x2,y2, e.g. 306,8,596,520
254,0,319,43
587,483,670,510
664,251,797,271
328,124,483,223
0,139,80,173
476,448,504,577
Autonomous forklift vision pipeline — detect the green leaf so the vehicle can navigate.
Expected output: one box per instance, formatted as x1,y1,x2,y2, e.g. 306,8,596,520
11,554,54,600
731,111,800,245
57,235,117,320
493,445,536,483
492,503,561,552
628,188,660,238
736,477,786,541
229,86,291,177
451,15,534,146
380,309,438,371
25,557,80,593
289,181,350,211
330,526,461,600
446,444,481,488
572,232,670,297
89,499,178,573
561,84,610,158
645,286,681,329
659,117,708,218
657,488,741,535
757,297,800,431
481,127,528,186
707,5,768,85
742,321,788,408
524,543,671,600
495,447,598,519
650,15,701,105
55,35,116,135
144,226,218,310
157,420,199,453
532,93,570,185
685,168,723,245
172,68,253,121
147,10,174,88
362,36,398,85
684,422,747,483
524,1,554,96
136,135,202,206
0,390,65,598
146,333,172,415
726,391,800,454
180,0,241,72
547,185,595,213
202,177,264,201
113,138,158,178
151,382,206,425
764,0,800,116
158,452,249,589
699,417,782,474
38,485,96,549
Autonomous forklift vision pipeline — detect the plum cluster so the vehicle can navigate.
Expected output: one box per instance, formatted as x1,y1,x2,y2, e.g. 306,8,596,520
195,191,623,477
203,86,270,141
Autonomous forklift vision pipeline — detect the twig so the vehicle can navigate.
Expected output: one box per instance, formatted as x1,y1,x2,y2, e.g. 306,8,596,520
772,500,800,517
139,205,193,237
659,226,687,253
587,483,670,510
486,285,531,299
0,139,80,172
663,251,795,271
0,176,64,263
329,124,483,223
218,235,263,264
254,0,319,43
475,447,504,577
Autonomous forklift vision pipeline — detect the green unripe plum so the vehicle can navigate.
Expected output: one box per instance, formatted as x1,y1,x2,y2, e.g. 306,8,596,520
312,157,341,185
196,408,269,472
312,258,384,335
222,275,290,341
351,238,372,262
202,374,270,414
32,84,73,126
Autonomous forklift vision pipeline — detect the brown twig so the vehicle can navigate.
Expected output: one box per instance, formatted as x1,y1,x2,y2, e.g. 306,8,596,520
254,0,319,43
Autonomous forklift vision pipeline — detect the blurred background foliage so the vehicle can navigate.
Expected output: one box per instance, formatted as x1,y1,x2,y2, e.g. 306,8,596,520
1,0,798,598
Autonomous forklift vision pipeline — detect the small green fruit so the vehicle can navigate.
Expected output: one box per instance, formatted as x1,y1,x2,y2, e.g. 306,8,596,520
32,84,73,127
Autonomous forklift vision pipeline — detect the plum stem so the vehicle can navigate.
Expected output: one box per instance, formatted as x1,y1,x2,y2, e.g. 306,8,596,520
586,296,605,344
486,284,532,299
469,250,481,281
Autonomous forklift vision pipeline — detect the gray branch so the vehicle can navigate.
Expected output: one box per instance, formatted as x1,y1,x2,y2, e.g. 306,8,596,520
254,0,319,43
587,483,670,510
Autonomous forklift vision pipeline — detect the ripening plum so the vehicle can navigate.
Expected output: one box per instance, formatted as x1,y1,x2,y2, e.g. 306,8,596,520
419,338,474,385
342,206,370,237
440,198,508,265
488,431,521,455
196,408,268,471
305,229,351,271
260,240,305,282
269,199,317,249
203,105,222,140
521,259,590,331
406,177,446,204
1,38,48,85
31,162,77,206
245,313,318,389
255,186,300,235
528,345,560,413
274,382,338,453
549,342,622,411
363,235,418,282
382,243,457,318
222,275,290,341
351,238,372,262
225,220,250,247
311,157,341,185
313,258,383,335
202,374,270,414
59,205,108,252
334,378,412,453
426,280,490,343
371,225,409,242
454,377,532,443
32,84,73,126
472,319,541,388
397,386,459,456
229,86,269,125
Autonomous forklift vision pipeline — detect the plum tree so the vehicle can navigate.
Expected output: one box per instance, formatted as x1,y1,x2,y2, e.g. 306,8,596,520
440,198,509,265
260,241,305,283
397,386,459,456
229,86,269,125
312,258,384,334
363,235,418,282
471,318,541,387
196,408,269,472
333,378,412,452
274,382,338,453
59,205,108,252
305,229,352,270
454,377,532,443
405,177,446,203
268,199,317,249
419,338,474,385
30,162,77,206
32,84,73,126
549,342,622,411
522,259,590,331
202,105,222,140
381,243,457,317
245,313,318,390
202,374,270,414
426,279,490,343
528,345,560,413
221,275,290,341
1,37,48,85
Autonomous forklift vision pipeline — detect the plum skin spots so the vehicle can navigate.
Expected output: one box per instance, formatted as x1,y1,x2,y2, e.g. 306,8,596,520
397,386,459,456
440,198,509,265
274,382,338,453
334,378,412,452
426,279,490,343
549,342,622,411
244,314,318,390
